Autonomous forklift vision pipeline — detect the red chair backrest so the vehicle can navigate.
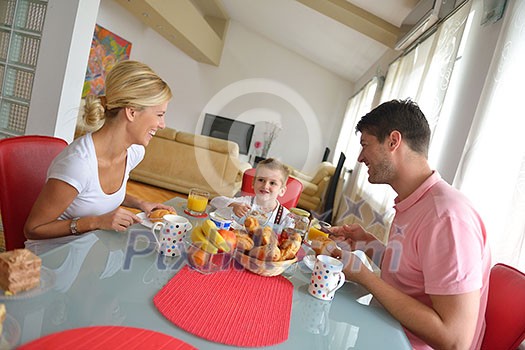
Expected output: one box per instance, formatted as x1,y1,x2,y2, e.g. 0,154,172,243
481,263,525,350
0,135,67,250
240,168,303,209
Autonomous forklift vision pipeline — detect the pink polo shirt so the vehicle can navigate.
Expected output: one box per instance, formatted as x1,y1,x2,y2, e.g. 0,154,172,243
381,172,491,350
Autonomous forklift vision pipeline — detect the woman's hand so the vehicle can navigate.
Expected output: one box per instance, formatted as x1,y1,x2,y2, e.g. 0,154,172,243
98,207,142,232
139,201,176,217
230,202,251,218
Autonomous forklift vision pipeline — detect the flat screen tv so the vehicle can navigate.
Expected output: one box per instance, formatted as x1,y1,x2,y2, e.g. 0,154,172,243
201,114,254,155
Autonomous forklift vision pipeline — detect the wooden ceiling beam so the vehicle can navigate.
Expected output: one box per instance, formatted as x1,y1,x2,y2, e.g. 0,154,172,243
116,0,228,66
296,0,401,48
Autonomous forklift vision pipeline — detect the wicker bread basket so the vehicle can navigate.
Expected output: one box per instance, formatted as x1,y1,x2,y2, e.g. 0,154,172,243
234,250,297,277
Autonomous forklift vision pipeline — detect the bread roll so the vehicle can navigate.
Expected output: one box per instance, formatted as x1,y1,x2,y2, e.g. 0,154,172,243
148,209,176,222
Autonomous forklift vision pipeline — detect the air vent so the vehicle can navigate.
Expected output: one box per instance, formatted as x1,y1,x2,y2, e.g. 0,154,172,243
395,0,467,51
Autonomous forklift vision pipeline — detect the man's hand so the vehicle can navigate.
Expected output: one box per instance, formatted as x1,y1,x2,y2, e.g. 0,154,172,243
330,223,373,249
339,249,374,284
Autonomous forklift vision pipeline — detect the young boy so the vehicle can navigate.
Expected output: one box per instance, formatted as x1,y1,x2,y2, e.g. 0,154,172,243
210,158,294,233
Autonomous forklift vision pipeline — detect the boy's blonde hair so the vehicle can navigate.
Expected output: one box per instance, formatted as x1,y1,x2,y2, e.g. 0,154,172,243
255,158,290,186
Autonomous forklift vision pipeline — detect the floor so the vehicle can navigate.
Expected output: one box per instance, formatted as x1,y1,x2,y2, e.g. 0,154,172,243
0,180,185,252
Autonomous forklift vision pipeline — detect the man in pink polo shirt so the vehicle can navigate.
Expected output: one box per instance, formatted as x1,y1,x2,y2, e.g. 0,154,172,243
330,99,491,349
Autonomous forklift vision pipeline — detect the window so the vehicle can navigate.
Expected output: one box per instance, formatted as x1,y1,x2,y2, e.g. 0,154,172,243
335,3,471,242
0,0,47,138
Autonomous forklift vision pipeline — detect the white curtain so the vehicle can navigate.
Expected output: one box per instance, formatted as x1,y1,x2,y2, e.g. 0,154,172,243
334,78,378,166
454,0,525,270
335,3,471,243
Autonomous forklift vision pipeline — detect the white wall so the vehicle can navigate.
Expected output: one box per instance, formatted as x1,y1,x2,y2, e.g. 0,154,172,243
25,0,100,143
93,0,353,172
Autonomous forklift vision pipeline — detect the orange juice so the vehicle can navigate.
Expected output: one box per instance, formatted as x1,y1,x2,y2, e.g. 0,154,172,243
187,194,208,213
307,226,329,241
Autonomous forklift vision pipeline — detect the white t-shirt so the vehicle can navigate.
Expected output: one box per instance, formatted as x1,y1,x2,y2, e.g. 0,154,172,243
47,133,144,220
25,133,145,255
210,195,294,233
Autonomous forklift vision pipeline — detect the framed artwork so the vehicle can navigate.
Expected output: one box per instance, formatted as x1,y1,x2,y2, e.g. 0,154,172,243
82,24,132,97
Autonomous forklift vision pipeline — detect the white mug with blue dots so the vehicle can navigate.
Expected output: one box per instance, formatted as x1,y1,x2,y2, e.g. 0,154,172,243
151,215,192,257
308,255,345,301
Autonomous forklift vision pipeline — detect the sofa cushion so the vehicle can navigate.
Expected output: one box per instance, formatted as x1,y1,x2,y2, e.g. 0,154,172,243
291,169,313,182
176,132,238,157
299,179,318,196
130,127,250,197
155,128,178,141
310,162,336,184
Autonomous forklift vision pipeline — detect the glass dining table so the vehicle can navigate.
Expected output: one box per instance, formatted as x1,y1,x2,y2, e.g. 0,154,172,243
3,197,411,349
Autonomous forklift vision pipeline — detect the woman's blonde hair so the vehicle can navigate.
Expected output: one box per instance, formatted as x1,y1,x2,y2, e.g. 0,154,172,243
83,60,172,127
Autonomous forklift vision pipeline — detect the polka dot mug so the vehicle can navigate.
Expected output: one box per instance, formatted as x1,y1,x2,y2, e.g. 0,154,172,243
308,255,345,301
151,215,192,257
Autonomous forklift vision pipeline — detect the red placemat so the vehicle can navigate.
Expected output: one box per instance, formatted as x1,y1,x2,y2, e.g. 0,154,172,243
154,266,294,347
17,326,196,350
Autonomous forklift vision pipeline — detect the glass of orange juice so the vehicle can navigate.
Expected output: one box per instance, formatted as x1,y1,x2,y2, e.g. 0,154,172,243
187,188,210,216
306,220,331,243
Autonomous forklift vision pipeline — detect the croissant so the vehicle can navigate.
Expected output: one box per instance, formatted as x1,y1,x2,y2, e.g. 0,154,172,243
148,209,177,222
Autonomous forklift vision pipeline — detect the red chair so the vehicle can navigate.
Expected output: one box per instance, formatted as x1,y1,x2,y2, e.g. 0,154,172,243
481,263,525,350
0,135,67,250
240,168,303,209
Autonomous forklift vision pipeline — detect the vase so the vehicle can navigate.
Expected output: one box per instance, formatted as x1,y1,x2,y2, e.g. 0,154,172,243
261,143,270,158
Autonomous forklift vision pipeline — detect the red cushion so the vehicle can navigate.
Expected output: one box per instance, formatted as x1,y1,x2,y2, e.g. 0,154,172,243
481,263,525,350
0,135,67,250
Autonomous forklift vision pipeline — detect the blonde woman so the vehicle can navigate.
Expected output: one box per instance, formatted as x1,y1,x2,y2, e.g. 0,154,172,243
25,60,174,254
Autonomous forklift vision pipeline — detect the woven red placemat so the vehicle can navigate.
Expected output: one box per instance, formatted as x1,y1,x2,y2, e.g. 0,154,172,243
154,266,294,347
17,326,196,350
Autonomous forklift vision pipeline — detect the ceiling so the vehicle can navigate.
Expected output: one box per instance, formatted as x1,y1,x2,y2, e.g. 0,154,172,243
118,0,424,83
220,0,420,82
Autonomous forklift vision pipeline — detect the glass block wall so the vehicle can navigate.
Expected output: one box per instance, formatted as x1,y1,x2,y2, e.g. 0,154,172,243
0,0,47,139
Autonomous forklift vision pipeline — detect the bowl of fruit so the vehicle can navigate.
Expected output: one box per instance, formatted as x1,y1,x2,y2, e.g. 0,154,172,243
233,217,301,277
184,219,237,274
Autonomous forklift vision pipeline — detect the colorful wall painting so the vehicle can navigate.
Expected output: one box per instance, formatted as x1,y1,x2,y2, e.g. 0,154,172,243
82,24,132,97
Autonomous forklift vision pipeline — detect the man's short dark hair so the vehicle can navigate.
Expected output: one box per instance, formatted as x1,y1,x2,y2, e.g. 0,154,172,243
356,99,431,156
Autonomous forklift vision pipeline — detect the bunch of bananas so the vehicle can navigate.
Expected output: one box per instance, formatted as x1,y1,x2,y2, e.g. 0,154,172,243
190,219,231,254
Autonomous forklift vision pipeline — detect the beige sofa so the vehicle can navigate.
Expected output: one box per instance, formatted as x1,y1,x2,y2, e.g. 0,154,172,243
130,128,252,197
290,162,336,211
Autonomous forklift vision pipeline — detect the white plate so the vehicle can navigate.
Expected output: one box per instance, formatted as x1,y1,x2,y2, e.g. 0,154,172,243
0,266,55,300
137,212,153,228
